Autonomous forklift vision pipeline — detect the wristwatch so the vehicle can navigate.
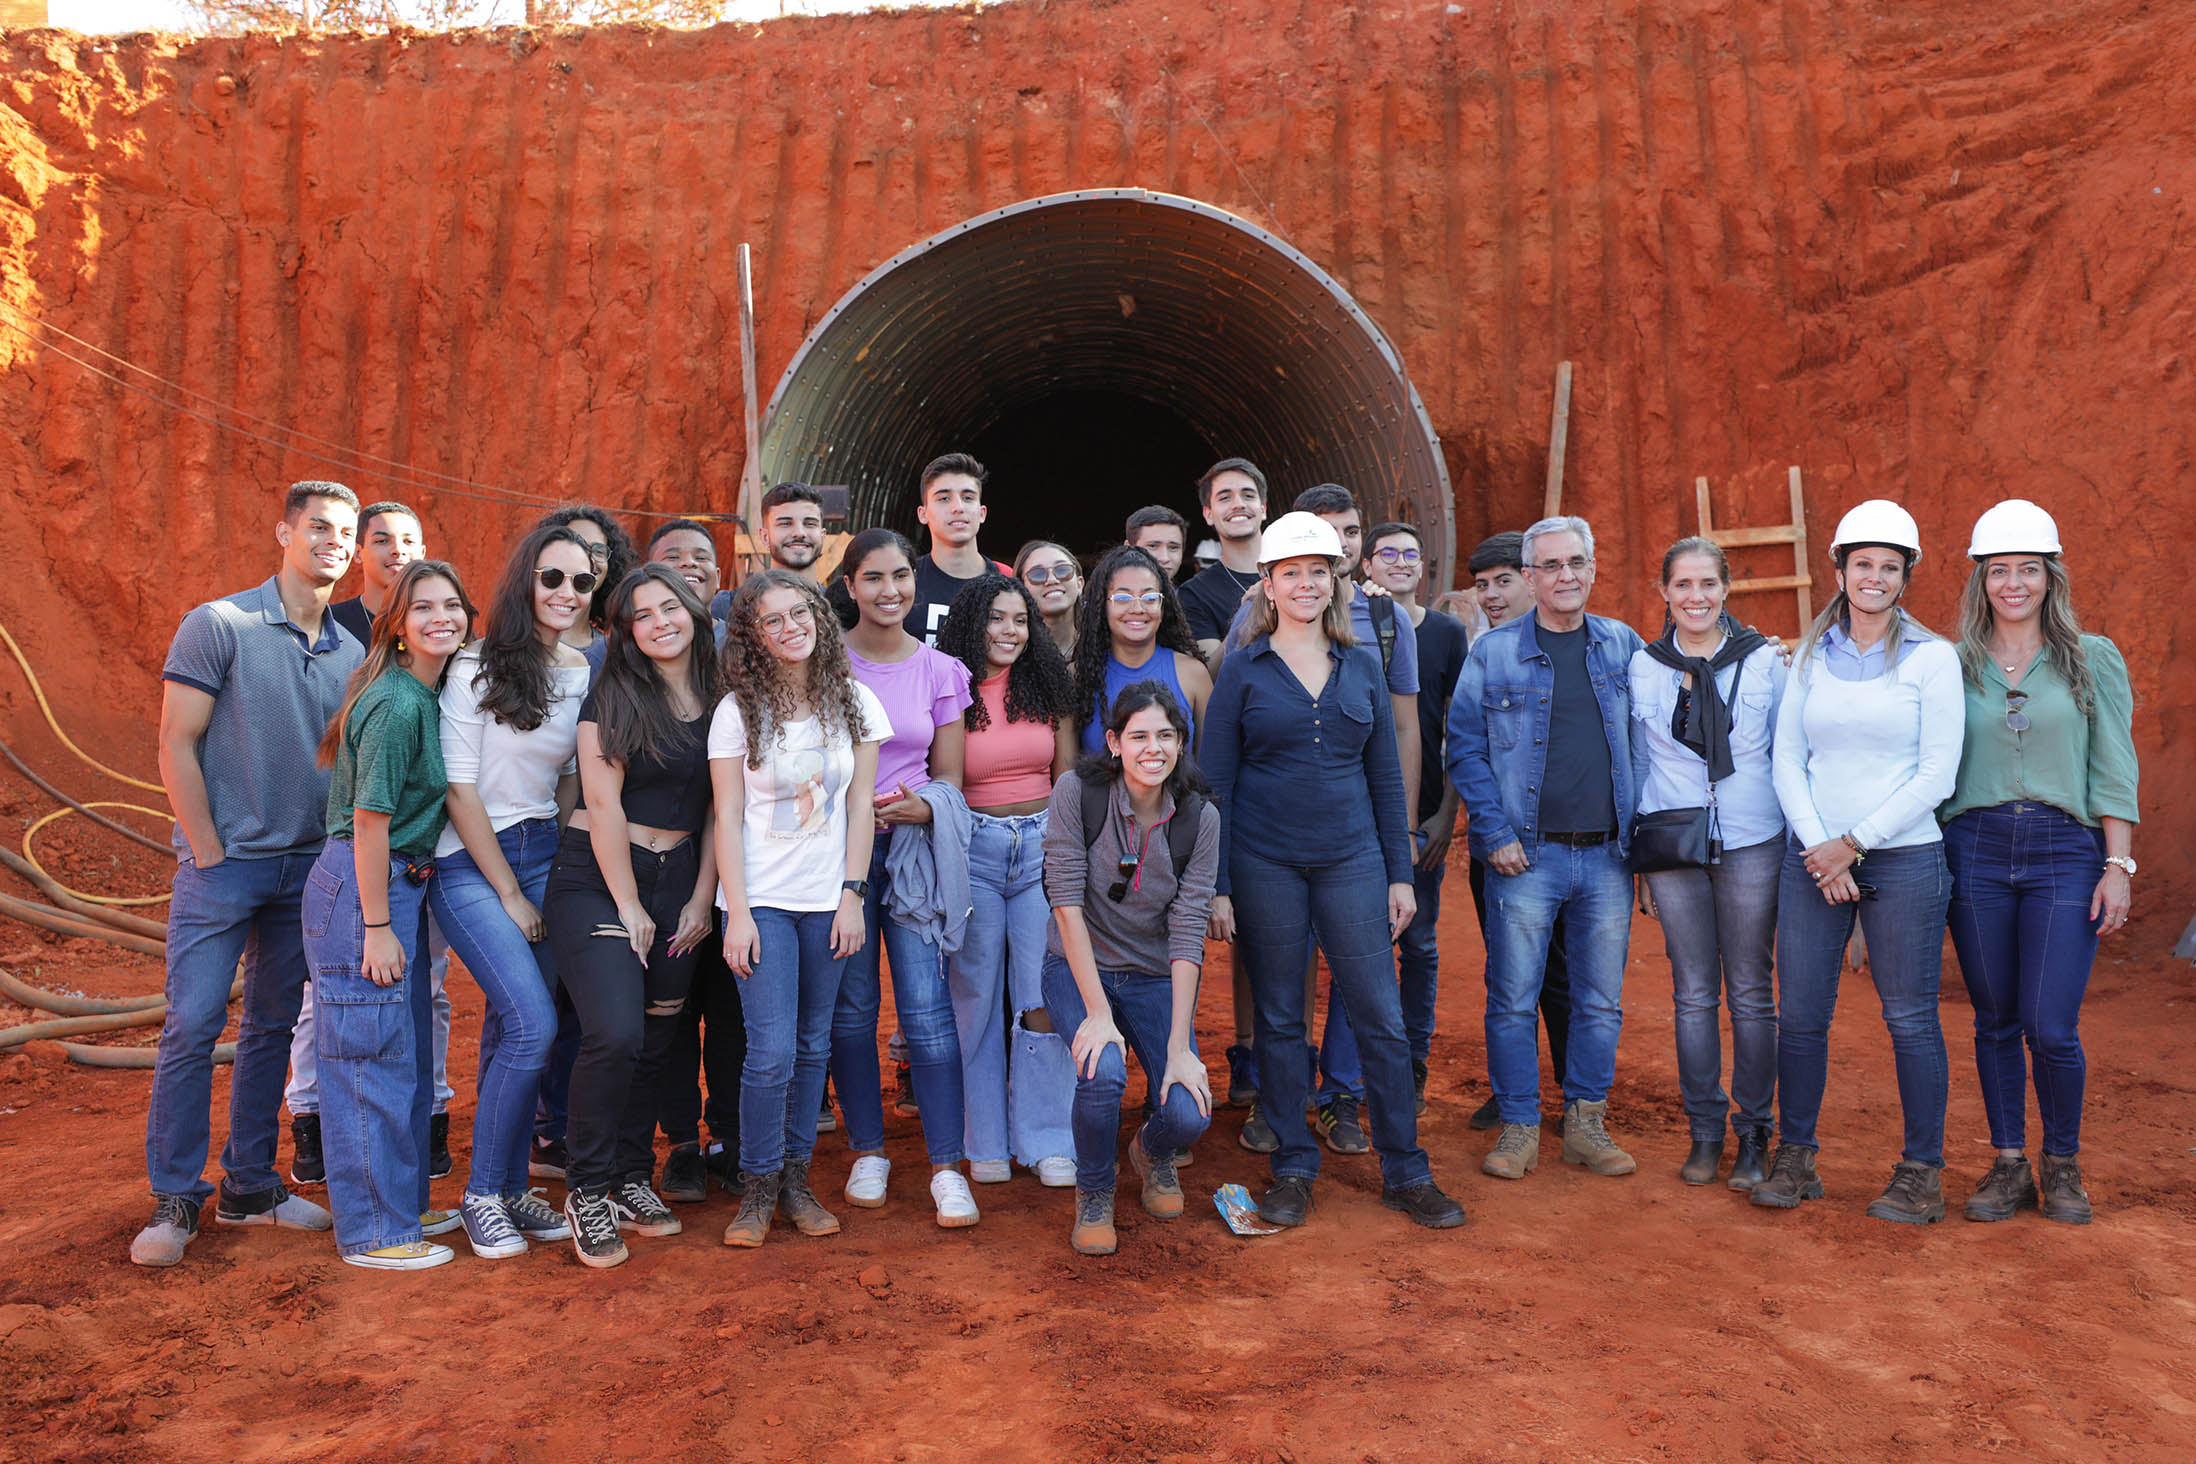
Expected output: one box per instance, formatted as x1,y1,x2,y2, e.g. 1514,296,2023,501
842,879,871,899
2103,856,2137,878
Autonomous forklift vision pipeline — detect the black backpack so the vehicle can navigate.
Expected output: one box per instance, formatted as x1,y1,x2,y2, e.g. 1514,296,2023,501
1368,592,1397,670
1080,778,1204,882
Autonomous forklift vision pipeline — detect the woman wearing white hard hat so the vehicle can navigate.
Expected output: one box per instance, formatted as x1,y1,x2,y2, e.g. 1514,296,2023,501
1939,500,2137,1226
1201,511,1465,1231
1756,499,1964,1224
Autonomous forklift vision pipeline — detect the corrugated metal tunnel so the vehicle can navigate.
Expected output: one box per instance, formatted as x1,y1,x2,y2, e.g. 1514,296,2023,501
759,189,1456,587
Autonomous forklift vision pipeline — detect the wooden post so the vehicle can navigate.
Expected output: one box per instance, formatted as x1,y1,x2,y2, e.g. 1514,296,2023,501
737,243,763,573
1787,465,1813,626
1542,360,1573,519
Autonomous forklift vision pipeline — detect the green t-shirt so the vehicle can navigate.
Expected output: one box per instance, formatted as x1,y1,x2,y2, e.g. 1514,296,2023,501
325,668,450,859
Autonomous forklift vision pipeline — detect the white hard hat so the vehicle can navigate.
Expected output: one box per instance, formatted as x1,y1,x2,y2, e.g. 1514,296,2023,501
1829,499,1923,565
1258,510,1344,566
1967,499,2062,559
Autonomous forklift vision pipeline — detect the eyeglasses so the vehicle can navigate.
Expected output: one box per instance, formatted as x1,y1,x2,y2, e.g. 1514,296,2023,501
580,541,610,562
1108,591,1164,609
1107,848,1140,903
1528,556,1594,577
535,567,601,593
1371,547,1422,565
759,603,815,637
2005,688,2030,733
1023,562,1079,586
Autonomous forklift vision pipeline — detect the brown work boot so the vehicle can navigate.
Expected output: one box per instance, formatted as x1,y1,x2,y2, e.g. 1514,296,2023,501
2038,1153,2094,1225
1963,1155,2037,1223
1749,1144,1823,1208
777,1160,841,1237
1482,1122,1540,1180
1129,1135,1184,1219
1561,1099,1637,1176
1071,1189,1117,1255
1865,1161,1945,1226
721,1169,781,1248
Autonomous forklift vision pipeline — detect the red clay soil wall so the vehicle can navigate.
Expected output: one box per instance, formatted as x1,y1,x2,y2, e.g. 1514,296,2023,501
1,0,2192,883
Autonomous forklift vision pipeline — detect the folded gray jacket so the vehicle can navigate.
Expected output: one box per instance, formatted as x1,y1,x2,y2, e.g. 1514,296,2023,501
883,779,974,958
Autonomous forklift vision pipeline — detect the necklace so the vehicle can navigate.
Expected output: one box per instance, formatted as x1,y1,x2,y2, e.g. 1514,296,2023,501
1219,563,1258,593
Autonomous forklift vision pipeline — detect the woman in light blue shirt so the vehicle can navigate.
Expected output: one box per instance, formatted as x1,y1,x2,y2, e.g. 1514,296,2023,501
1756,501,1965,1226
1628,538,1785,1192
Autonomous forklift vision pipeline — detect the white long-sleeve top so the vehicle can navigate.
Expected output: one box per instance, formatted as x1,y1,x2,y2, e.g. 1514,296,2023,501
1772,626,1965,850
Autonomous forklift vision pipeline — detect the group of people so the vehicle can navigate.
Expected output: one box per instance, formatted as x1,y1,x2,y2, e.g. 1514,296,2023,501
128,451,2138,1272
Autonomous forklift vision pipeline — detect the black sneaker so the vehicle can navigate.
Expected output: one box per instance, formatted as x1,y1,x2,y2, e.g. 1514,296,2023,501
661,1142,708,1203
289,1113,325,1187
1225,1044,1257,1107
1382,1179,1467,1229
703,1143,747,1198
428,1112,453,1180
1238,1101,1279,1153
1316,1095,1371,1155
529,1135,568,1180
1468,1095,1502,1131
1257,1175,1315,1227
1412,1059,1430,1117
611,1179,683,1237
565,1188,628,1269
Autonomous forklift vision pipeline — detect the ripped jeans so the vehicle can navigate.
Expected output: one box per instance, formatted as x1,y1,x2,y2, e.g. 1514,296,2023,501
543,827,702,1195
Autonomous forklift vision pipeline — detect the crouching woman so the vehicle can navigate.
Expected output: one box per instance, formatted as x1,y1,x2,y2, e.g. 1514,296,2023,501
1040,682,1219,1255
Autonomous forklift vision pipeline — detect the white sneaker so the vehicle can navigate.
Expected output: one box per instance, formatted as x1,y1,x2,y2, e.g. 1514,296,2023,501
343,1241,454,1271
1033,1155,1078,1188
930,1169,980,1228
968,1159,1012,1184
845,1155,890,1208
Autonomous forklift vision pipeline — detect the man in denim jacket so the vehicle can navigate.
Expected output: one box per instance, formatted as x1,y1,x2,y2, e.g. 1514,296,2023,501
1445,515,1645,1182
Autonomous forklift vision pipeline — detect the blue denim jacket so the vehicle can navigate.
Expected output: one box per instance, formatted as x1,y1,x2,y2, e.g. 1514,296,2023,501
1445,612,1646,861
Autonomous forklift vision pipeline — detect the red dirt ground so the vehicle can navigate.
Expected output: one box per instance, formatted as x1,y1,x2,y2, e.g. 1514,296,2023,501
3,776,2194,1462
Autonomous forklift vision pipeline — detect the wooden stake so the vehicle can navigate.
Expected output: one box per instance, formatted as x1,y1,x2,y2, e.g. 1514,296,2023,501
738,242,763,572
1543,360,1573,519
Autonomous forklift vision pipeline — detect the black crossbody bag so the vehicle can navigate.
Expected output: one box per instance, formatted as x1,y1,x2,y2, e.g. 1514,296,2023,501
1629,777,1723,874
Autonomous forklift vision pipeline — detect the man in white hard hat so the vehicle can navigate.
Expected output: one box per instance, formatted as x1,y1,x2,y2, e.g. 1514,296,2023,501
1445,514,1646,1183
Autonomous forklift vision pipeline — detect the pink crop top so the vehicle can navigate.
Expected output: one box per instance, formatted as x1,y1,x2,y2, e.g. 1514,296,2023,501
961,671,1058,809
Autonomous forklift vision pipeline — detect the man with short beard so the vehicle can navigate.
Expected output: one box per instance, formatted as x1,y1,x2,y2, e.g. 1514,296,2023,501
1175,458,1269,670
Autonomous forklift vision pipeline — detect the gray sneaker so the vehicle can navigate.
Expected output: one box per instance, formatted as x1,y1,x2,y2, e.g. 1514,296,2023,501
460,1191,528,1259
503,1188,572,1240
216,1181,333,1231
130,1195,202,1268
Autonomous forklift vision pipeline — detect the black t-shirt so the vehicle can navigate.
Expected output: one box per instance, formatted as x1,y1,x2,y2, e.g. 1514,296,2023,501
1536,623,1617,835
329,595,374,647
576,685,710,835
910,555,1009,647
1177,562,1259,645
1411,608,1470,822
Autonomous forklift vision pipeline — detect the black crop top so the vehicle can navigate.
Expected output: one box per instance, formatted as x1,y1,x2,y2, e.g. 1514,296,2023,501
577,687,711,836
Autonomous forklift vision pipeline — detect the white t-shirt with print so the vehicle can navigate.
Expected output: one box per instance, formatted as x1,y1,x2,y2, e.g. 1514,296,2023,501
707,683,891,913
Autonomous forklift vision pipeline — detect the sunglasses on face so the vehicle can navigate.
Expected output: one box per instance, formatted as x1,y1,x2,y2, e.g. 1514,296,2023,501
2005,688,2030,733
1024,563,1079,586
536,567,601,593
1108,848,1140,903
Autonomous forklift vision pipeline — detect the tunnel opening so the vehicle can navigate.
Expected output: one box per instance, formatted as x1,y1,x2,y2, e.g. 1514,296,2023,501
759,189,1455,588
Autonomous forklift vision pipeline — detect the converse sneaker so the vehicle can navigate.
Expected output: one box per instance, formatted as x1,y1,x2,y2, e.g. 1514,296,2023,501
428,1111,453,1180
503,1188,571,1240
217,1181,333,1231
459,1192,527,1259
129,1195,201,1268
289,1113,325,1186
930,1169,980,1228
343,1241,453,1272
844,1154,890,1208
611,1180,682,1237
418,1209,463,1237
564,1188,628,1268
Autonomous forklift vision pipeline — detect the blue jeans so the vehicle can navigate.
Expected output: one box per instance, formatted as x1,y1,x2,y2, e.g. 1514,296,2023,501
738,908,849,1174
302,838,436,1256
951,811,1073,1165
1944,803,2104,1157
1644,836,1781,1139
1482,841,1632,1124
429,817,561,1198
1041,953,1211,1192
1233,846,1430,1190
1774,838,1951,1166
1317,853,1450,1100
830,831,965,1164
147,850,317,1203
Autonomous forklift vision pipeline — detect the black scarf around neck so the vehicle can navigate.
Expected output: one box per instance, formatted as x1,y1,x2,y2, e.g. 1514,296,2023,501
1644,622,1766,782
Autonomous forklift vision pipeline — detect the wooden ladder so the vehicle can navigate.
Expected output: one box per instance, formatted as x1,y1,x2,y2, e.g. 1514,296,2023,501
1694,466,1814,631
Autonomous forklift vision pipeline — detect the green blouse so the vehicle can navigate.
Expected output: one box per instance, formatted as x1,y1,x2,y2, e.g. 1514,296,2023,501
1940,634,2139,828
325,668,450,859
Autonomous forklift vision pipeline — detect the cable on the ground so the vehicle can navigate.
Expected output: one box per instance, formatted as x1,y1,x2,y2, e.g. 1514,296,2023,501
22,805,174,907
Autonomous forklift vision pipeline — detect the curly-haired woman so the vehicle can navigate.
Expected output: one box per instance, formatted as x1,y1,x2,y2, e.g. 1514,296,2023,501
937,573,1082,1187
710,570,889,1246
1070,545,1212,757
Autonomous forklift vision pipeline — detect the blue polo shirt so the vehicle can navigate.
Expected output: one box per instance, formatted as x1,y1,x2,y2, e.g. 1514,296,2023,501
1200,635,1413,897
161,577,364,860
